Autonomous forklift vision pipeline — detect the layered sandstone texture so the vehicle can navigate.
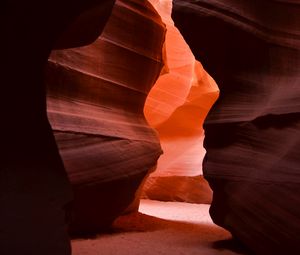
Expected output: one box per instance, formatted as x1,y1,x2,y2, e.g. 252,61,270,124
172,0,300,254
47,0,165,234
143,0,219,203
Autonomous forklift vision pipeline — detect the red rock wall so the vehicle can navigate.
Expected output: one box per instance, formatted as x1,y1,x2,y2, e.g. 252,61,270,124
172,0,300,254
46,0,166,234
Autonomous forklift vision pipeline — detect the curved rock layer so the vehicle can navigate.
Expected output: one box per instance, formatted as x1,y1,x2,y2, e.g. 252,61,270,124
143,0,218,203
46,0,165,234
172,0,300,254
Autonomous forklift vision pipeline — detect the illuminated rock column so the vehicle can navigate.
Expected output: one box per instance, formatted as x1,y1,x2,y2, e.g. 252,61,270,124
143,0,219,203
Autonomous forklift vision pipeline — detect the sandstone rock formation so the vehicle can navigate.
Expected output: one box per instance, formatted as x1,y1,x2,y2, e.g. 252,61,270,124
2,0,299,254
1,1,115,255
172,0,300,254
47,0,165,234
143,0,219,203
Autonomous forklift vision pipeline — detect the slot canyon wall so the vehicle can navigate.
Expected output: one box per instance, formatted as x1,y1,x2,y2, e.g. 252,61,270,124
172,0,300,254
47,0,220,236
1,1,116,254
1,0,299,255
142,0,219,204
47,0,165,234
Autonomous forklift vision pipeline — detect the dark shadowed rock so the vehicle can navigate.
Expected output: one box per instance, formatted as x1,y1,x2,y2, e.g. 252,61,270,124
172,0,300,254
0,1,115,254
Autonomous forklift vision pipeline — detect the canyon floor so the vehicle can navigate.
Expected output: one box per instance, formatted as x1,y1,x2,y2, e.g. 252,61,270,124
72,199,248,255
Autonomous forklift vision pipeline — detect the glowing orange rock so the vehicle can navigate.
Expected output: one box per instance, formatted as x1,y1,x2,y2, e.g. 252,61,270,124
143,0,219,202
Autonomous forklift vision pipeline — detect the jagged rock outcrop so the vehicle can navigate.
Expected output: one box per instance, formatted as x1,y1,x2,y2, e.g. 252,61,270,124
47,0,165,234
172,0,300,254
1,1,115,255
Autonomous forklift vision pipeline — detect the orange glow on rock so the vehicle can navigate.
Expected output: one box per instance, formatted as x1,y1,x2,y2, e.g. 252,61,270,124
145,0,219,177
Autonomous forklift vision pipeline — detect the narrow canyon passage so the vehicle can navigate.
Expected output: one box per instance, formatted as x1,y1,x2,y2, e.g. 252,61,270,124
1,0,299,254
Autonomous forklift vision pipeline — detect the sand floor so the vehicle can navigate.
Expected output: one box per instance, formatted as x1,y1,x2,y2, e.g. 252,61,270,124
72,199,247,255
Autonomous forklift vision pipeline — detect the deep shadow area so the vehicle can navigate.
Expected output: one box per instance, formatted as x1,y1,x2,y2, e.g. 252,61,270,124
1,1,115,255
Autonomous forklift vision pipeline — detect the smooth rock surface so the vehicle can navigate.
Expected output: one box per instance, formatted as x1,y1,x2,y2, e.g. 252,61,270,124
172,0,300,254
142,175,212,204
143,0,218,203
72,199,248,255
46,0,165,234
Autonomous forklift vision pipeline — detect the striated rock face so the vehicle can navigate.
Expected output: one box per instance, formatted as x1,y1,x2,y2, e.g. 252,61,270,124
143,0,218,203
172,0,300,254
1,1,115,255
46,0,165,234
